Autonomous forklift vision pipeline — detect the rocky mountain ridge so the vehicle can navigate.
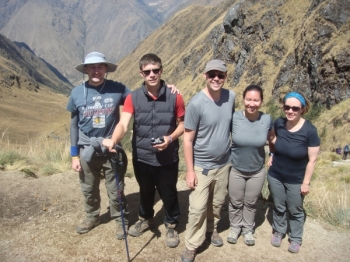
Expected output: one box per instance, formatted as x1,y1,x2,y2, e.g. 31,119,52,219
114,0,350,110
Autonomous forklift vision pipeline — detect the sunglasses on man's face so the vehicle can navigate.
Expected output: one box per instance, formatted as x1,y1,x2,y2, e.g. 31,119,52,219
283,105,302,112
206,73,226,79
142,68,161,76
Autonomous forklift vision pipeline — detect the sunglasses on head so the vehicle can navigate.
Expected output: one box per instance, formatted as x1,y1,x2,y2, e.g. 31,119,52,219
142,68,161,76
283,105,302,112
206,72,226,79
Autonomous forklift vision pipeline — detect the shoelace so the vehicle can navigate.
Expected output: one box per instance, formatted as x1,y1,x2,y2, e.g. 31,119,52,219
135,220,145,231
185,249,195,256
229,231,238,238
167,229,178,239
290,242,299,248
273,233,283,241
244,232,253,238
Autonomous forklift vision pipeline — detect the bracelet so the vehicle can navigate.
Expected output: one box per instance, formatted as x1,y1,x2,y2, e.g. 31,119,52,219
168,135,173,143
72,156,80,160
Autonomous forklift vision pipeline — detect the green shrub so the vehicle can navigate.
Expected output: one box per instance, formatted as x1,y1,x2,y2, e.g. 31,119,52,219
266,99,283,120
325,208,350,228
341,175,350,184
260,177,270,200
330,153,341,161
304,103,324,122
41,163,60,176
319,126,327,140
0,151,27,166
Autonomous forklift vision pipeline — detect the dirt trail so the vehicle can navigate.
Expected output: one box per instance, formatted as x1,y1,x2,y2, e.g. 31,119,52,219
0,170,349,262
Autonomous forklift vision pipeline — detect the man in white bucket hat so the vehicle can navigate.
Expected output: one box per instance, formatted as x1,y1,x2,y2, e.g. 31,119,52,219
67,51,179,240
66,51,131,239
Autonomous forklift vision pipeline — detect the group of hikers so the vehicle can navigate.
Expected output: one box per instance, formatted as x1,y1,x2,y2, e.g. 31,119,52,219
67,52,320,261
335,144,350,160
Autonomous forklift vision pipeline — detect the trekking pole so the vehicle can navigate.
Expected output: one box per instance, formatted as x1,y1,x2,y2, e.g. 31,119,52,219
110,147,130,262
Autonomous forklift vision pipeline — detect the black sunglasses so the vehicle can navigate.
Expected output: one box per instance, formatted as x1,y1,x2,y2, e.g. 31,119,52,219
142,68,161,76
206,73,226,79
283,105,301,112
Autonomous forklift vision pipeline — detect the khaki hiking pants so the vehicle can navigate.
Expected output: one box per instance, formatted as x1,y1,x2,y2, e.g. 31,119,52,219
185,162,231,250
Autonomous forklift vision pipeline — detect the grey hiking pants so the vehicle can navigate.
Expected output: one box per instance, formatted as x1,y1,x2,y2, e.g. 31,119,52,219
267,174,304,244
228,166,266,235
79,154,127,224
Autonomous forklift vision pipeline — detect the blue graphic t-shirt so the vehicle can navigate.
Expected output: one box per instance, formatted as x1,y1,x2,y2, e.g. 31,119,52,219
66,79,131,138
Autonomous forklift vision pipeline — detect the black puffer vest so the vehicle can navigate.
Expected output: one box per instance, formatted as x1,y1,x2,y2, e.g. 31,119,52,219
131,81,179,166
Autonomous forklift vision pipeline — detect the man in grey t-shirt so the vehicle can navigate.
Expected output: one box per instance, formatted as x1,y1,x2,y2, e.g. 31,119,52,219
181,60,235,262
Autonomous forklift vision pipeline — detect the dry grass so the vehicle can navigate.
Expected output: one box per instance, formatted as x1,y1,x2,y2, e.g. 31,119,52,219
323,20,350,57
0,133,71,177
313,99,350,151
305,152,350,228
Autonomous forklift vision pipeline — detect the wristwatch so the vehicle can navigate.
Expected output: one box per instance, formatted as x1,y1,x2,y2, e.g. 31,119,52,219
269,152,274,156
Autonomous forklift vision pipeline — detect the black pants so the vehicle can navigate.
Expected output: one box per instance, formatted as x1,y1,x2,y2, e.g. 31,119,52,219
132,160,180,226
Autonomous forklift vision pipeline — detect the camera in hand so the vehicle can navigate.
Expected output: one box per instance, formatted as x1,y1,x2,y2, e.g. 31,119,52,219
150,137,165,145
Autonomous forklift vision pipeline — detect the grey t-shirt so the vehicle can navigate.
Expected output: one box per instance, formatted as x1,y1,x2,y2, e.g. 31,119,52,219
66,80,130,138
231,110,273,172
185,88,236,169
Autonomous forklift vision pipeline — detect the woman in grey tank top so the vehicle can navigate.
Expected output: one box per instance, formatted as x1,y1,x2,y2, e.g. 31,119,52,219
227,85,275,246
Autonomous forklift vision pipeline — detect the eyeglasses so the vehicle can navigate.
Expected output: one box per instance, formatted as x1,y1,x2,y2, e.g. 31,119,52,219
283,105,301,112
142,68,161,76
206,73,226,79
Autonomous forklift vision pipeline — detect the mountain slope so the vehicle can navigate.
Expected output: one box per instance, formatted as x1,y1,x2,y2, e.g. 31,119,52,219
0,34,71,145
111,0,349,151
110,2,231,90
0,34,72,94
113,0,350,108
0,0,224,85
1,0,349,150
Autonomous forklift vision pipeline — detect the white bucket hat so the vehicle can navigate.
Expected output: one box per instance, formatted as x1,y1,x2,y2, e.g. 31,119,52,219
75,52,117,73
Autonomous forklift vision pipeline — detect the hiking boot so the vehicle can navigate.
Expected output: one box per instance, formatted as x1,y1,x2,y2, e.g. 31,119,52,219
271,232,283,247
227,228,239,244
165,228,180,248
116,223,128,240
288,241,300,253
181,247,196,262
243,231,255,246
76,218,100,234
206,230,223,247
128,218,154,237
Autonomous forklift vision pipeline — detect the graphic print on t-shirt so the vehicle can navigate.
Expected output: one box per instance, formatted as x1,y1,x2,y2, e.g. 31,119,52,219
82,95,115,129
